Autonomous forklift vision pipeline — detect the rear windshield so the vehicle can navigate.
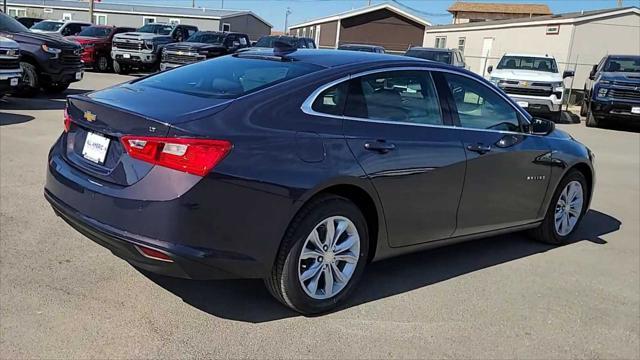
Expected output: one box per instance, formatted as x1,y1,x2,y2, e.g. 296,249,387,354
405,50,452,64
138,24,173,35
604,57,640,73
0,13,30,32
135,56,323,98
255,36,295,48
78,26,112,38
187,32,224,44
497,56,558,73
339,46,375,52
31,21,64,31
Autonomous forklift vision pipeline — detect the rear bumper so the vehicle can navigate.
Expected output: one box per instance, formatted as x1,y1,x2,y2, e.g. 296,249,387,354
591,99,640,121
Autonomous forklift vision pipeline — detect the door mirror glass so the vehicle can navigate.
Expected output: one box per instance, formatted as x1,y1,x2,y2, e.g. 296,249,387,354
589,64,598,79
527,118,555,135
487,65,493,73
562,70,575,78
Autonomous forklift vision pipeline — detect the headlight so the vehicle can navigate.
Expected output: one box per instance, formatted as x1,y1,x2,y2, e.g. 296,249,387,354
597,87,609,98
144,40,154,50
41,44,62,59
490,77,503,86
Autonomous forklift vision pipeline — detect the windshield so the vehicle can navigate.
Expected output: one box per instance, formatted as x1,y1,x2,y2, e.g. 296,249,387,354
186,32,224,44
604,57,640,73
0,13,30,32
136,55,323,98
78,26,112,38
497,56,558,73
255,36,295,48
405,50,452,64
31,21,64,31
137,24,173,35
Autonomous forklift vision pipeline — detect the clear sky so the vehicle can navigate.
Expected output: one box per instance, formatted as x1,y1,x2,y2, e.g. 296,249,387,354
103,0,640,30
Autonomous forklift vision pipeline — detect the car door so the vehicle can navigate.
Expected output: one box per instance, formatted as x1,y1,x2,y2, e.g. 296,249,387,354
341,69,467,247
438,72,552,236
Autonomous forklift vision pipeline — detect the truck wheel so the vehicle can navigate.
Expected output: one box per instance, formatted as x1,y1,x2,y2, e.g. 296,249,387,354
580,95,588,117
96,55,111,72
42,82,70,94
113,61,129,75
586,108,599,128
13,62,39,98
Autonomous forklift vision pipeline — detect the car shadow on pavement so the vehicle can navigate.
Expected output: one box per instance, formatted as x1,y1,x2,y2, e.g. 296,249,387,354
140,209,619,323
0,89,92,111
0,112,35,126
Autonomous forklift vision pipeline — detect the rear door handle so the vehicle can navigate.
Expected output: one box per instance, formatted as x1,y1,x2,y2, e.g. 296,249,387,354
466,144,492,154
364,140,396,153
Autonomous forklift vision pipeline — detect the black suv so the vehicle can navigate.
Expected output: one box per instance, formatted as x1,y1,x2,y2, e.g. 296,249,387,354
405,47,466,68
0,13,83,96
250,35,316,50
160,31,250,70
582,55,640,127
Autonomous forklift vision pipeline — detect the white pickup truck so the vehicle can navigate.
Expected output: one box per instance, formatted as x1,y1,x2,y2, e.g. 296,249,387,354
487,53,574,121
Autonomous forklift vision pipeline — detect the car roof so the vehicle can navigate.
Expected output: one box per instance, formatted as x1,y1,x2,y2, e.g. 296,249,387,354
503,53,555,58
237,48,452,68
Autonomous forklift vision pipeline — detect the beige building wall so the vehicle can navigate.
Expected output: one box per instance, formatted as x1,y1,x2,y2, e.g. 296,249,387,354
424,24,573,78
568,13,640,88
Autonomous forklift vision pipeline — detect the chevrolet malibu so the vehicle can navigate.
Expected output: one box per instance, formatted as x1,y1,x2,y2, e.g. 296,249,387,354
45,49,595,314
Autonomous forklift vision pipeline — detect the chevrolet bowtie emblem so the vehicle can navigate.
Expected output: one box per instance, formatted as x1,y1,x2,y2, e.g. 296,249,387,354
520,81,529,87
84,111,97,122
177,51,184,55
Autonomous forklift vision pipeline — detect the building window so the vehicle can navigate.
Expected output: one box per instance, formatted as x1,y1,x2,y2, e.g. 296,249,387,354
458,37,465,53
143,16,156,25
62,13,72,21
8,7,27,17
94,14,107,25
169,18,180,25
222,23,231,32
435,36,447,48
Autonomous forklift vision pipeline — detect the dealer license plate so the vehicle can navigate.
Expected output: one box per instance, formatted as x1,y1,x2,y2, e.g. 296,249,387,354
10,78,18,86
75,72,83,80
632,107,640,115
82,132,110,165
123,53,131,59
516,101,529,108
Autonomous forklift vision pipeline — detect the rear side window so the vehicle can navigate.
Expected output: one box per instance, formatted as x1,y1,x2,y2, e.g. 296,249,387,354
311,82,348,116
443,73,520,131
136,56,323,98
344,71,442,125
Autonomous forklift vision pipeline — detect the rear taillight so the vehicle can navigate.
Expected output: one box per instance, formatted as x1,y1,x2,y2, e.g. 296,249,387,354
63,108,72,132
120,136,232,177
135,245,173,263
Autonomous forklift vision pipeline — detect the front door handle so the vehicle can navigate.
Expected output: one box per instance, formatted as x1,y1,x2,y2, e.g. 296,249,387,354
364,140,396,153
466,144,492,154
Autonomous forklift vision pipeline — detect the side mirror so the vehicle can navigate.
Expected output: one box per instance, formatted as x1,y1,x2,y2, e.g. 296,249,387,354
487,65,493,74
589,64,597,80
251,41,256,46
527,118,556,136
562,70,574,78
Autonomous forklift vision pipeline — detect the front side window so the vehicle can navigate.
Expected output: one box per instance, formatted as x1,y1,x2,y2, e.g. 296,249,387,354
345,71,442,125
443,73,520,132
497,56,558,73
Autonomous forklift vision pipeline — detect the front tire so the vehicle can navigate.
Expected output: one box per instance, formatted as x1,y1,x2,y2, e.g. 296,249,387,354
113,60,129,75
13,62,39,98
530,170,588,245
265,195,369,314
96,55,111,72
586,108,600,128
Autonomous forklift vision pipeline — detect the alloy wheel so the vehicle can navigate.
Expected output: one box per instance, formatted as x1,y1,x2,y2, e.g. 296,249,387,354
298,216,360,300
555,180,584,236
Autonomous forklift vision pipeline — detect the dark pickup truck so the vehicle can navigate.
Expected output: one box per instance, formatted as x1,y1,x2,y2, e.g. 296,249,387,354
582,55,640,127
0,13,83,96
160,31,250,70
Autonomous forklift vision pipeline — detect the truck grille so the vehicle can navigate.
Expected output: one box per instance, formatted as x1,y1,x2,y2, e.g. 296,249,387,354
113,41,143,51
163,51,202,64
0,58,20,70
60,48,82,66
503,87,553,97
609,88,640,101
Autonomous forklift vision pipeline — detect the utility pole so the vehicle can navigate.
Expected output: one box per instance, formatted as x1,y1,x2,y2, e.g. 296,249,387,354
89,0,94,24
368,0,372,5
616,0,623,7
3,0,7,15
284,7,292,34
221,0,224,9
192,0,195,8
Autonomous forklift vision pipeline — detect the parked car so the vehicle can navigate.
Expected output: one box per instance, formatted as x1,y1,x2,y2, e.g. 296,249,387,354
66,25,136,72
338,44,385,53
248,35,317,50
45,49,595,315
30,20,92,37
160,31,250,71
487,53,574,122
0,36,22,96
111,23,198,74
0,13,83,96
15,17,42,28
405,47,466,68
581,54,640,127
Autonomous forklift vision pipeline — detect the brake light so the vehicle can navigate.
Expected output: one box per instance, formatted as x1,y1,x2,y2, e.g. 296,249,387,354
120,136,232,177
63,108,72,132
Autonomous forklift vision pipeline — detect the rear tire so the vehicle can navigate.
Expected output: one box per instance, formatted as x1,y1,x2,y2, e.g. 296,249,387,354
13,62,39,98
96,55,111,72
265,195,369,315
530,170,588,245
113,60,129,75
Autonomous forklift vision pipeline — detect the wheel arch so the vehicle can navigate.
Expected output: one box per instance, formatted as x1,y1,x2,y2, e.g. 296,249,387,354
570,162,594,207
